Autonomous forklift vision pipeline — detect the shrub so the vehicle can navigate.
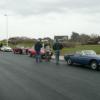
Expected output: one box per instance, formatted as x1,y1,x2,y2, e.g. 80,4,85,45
62,42,76,48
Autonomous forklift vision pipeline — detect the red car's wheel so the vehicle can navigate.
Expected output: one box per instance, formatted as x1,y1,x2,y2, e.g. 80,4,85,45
28,52,32,57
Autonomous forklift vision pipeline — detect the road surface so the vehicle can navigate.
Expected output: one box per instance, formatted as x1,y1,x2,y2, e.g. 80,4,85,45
0,52,100,100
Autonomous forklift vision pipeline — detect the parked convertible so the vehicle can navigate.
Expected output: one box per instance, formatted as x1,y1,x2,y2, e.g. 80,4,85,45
28,46,46,58
64,50,100,70
28,46,53,59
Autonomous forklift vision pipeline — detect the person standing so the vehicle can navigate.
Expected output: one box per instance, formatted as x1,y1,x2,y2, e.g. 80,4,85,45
44,42,52,61
34,40,42,63
53,39,63,65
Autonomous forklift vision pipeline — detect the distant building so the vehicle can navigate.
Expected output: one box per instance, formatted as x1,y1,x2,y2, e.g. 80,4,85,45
54,35,68,42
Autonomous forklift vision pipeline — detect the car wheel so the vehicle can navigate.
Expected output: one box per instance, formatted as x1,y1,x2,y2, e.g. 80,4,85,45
90,61,98,70
19,50,23,54
67,58,72,65
41,55,45,59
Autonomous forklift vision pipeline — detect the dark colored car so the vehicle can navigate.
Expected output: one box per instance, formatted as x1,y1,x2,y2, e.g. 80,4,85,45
64,50,100,70
13,46,28,54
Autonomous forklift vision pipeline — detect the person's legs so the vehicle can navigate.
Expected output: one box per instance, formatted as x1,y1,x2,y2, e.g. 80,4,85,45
36,51,39,63
56,54,59,64
38,51,42,62
47,52,50,61
45,52,48,61
55,51,60,65
36,53,38,63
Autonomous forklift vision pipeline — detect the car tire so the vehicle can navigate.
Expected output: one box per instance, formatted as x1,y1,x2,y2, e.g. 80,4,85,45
41,55,44,59
67,58,72,65
19,50,23,54
90,61,98,70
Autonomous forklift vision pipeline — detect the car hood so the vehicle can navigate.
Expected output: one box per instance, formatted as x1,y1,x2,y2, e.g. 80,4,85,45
6,47,11,49
2,47,11,49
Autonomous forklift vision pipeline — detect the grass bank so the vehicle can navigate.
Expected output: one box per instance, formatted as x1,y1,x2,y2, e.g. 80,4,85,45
61,45,100,55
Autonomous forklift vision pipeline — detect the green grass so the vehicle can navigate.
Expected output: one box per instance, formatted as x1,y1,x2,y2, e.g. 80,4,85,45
0,40,34,48
61,45,100,55
8,42,34,48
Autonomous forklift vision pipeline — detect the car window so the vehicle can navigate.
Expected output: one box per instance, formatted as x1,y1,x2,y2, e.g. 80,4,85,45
83,50,96,55
76,51,82,55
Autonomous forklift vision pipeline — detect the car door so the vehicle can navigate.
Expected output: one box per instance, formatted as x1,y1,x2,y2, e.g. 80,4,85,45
77,54,89,65
71,54,80,64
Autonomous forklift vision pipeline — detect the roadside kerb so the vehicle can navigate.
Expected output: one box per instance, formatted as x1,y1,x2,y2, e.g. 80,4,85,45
52,55,64,61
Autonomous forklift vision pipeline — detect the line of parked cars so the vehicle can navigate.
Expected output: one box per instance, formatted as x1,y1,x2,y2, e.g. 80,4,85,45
0,45,100,70
12,45,53,59
0,45,53,59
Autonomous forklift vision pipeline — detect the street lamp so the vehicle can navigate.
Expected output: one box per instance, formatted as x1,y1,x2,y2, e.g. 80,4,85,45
4,14,8,46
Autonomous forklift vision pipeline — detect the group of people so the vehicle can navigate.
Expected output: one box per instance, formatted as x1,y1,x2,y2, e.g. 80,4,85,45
34,39,63,65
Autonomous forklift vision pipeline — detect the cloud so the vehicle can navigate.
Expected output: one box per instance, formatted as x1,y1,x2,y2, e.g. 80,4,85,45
0,0,100,16
0,0,100,40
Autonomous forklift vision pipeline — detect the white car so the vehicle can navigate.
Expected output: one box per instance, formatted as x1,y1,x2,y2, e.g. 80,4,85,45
0,46,12,52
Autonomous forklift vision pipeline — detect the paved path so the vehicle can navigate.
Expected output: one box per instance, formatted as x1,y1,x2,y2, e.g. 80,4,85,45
52,55,64,60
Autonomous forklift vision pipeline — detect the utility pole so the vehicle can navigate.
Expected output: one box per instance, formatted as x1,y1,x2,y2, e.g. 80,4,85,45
4,14,8,46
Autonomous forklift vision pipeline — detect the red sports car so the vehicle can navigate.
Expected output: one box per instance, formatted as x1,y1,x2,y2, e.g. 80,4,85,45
13,46,29,54
28,47,46,58
28,46,53,60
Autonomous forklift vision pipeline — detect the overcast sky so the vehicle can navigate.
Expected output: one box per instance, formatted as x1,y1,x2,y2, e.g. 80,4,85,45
0,0,100,40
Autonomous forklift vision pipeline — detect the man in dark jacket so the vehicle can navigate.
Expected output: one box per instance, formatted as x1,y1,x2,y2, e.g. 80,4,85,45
34,40,42,63
53,39,63,65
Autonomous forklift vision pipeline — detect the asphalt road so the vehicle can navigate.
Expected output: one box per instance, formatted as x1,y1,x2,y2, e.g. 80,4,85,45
0,52,100,100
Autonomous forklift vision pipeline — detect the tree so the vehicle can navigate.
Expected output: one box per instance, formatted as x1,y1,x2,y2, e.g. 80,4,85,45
71,32,80,42
79,34,90,44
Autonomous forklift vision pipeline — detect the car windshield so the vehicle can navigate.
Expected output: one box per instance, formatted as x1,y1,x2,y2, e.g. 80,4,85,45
82,50,96,55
